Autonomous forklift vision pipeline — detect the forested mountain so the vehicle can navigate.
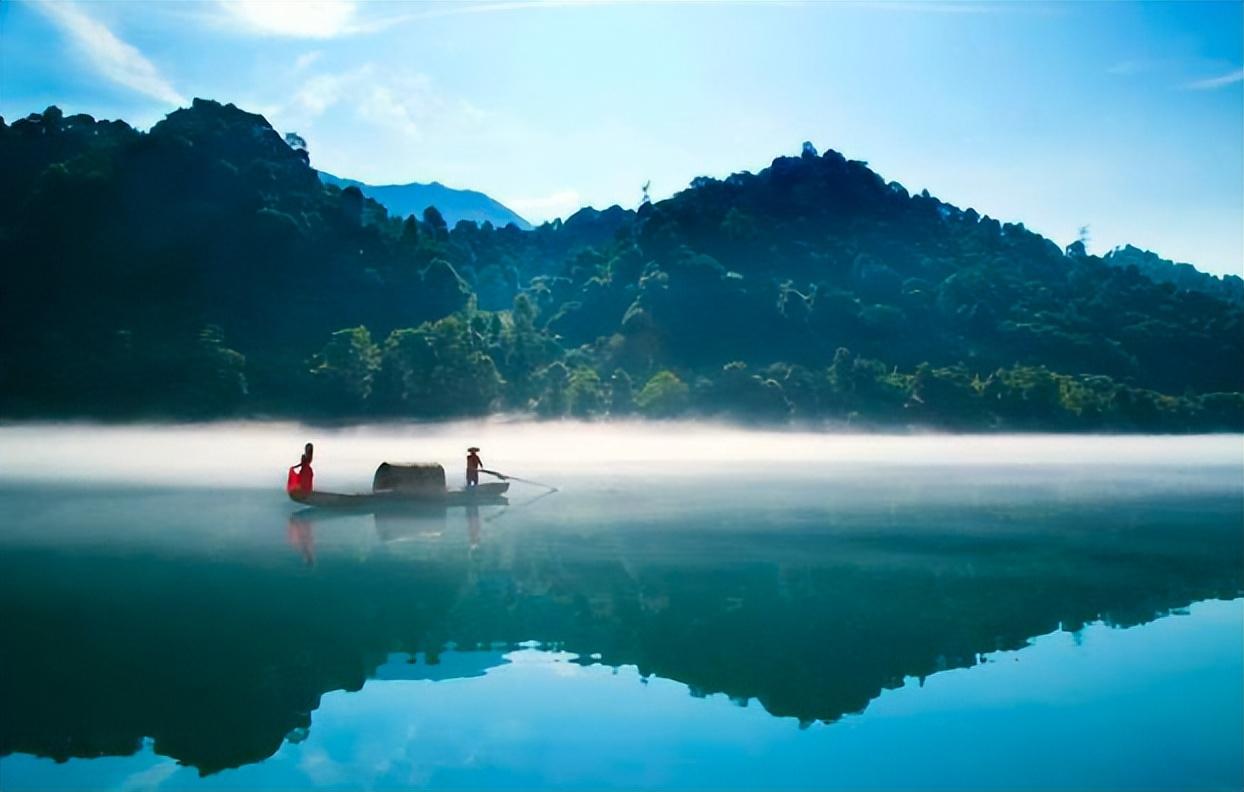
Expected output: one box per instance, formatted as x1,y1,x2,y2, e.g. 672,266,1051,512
317,171,531,230
1,100,1240,430
1102,245,1243,305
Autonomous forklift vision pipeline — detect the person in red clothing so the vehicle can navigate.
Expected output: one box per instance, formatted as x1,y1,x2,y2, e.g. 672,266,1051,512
294,442,314,492
466,446,482,488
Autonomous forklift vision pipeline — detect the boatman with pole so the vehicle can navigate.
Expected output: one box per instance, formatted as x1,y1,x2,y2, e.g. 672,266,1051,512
466,446,483,488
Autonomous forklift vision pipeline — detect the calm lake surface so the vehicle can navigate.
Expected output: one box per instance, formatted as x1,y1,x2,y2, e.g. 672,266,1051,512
0,424,1241,790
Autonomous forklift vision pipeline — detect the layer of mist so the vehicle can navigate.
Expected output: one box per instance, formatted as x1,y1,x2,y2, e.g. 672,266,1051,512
0,421,1239,494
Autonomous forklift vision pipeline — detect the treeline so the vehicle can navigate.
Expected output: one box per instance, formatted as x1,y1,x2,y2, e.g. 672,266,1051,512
292,301,1242,431
1,100,1241,431
1103,245,1243,306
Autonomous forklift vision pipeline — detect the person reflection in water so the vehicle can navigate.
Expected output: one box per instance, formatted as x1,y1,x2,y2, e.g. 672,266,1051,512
466,446,482,488
286,515,315,567
292,442,314,493
466,504,481,551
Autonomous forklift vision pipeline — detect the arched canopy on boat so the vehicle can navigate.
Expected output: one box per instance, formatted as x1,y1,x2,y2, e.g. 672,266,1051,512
373,463,446,494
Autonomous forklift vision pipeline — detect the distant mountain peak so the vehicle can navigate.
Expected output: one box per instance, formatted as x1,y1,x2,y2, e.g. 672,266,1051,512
318,171,531,230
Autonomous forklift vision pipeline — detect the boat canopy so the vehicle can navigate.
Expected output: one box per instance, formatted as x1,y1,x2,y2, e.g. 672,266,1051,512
372,463,446,494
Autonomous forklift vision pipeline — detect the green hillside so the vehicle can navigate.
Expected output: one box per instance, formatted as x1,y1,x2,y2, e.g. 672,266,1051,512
1,100,1240,430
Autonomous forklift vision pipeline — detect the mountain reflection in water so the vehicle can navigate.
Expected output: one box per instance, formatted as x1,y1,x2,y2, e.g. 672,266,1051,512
0,462,1240,776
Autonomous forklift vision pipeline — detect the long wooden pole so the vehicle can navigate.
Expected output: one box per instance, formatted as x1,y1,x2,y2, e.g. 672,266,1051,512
480,469,559,492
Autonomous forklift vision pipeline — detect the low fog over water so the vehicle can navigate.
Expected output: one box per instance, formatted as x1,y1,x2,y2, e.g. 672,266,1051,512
0,422,1239,496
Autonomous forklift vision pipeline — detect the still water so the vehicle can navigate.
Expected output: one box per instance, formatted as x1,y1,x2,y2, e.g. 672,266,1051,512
0,424,1241,790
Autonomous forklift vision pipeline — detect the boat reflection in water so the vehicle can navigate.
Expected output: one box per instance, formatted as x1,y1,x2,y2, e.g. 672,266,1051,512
0,467,1240,779
286,497,500,551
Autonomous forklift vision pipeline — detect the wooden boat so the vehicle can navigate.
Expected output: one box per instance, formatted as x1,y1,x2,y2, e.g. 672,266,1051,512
288,462,508,511
289,481,509,511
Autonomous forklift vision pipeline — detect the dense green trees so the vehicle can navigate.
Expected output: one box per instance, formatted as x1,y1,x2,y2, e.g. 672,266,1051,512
1,102,1240,431
636,371,691,418
310,327,380,412
373,317,503,417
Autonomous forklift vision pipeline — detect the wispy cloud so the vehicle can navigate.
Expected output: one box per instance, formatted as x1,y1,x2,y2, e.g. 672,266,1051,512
206,0,617,40
294,51,324,72
118,759,180,792
844,0,1056,15
281,65,488,144
358,85,421,139
33,1,185,105
218,0,361,38
1185,68,1244,91
372,1,608,24
291,66,370,116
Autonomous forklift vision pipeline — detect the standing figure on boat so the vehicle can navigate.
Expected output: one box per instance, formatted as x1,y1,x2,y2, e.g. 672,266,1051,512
466,446,482,488
291,442,314,493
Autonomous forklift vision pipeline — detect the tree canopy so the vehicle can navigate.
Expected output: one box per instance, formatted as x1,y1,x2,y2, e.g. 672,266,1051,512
1,102,1240,431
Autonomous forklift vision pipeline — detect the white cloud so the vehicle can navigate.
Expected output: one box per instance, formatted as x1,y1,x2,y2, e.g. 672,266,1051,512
218,0,621,40
846,0,1027,14
369,1,601,24
218,0,360,38
291,66,372,116
33,1,185,105
294,50,324,72
1185,68,1244,91
359,85,421,139
284,67,487,144
297,745,351,786
117,758,180,792
266,65,517,186
503,190,585,223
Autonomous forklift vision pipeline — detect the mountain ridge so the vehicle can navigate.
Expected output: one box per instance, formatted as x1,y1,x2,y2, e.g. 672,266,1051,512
318,171,532,230
1102,244,1242,304
0,99,1239,430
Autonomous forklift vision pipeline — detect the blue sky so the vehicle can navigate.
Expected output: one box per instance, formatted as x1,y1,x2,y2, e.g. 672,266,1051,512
2,1,1241,276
